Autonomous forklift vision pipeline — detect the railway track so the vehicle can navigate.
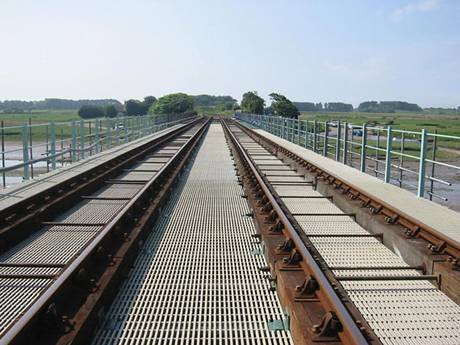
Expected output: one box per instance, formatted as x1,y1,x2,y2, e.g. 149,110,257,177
1,118,459,345
222,118,460,345
0,117,209,344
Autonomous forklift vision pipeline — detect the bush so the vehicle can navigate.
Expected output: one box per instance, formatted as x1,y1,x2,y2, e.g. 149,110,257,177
78,105,105,119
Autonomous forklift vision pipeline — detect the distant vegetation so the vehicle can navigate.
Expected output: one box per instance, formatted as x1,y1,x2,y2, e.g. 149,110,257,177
149,93,194,114
241,91,265,114
357,101,421,113
268,93,299,118
0,98,121,113
293,102,353,112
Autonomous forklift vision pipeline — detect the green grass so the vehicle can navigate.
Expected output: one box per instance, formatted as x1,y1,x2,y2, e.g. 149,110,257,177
0,110,82,141
299,111,460,152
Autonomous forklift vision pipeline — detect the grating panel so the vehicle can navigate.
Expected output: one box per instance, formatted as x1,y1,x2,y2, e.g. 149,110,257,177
266,176,307,183
274,185,321,197
0,278,54,335
0,225,101,265
142,157,171,163
342,280,460,345
281,198,343,214
309,237,408,268
93,185,142,199
294,215,369,235
91,123,292,345
56,200,127,224
118,171,156,182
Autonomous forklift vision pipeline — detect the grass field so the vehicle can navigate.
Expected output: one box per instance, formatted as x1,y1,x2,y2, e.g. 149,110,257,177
299,111,460,136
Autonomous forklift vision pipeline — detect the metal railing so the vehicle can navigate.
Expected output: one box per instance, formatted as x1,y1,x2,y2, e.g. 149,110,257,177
235,112,460,206
0,113,196,188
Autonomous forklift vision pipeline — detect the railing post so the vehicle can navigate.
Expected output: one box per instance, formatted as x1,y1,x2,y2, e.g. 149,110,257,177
304,121,308,148
71,121,77,162
116,118,120,145
124,117,128,142
50,122,56,170
107,118,112,149
384,126,392,183
95,118,100,153
313,120,317,152
360,124,367,172
343,122,348,164
336,121,341,161
21,124,30,180
80,119,85,159
323,121,329,156
417,129,428,197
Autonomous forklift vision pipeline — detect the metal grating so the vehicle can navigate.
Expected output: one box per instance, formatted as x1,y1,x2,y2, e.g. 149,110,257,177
281,198,343,214
93,185,142,199
0,225,102,265
294,215,369,235
118,171,157,182
56,199,127,224
92,123,292,345
274,185,321,197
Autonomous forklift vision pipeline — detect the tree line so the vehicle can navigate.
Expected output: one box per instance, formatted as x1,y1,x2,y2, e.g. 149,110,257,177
0,98,121,113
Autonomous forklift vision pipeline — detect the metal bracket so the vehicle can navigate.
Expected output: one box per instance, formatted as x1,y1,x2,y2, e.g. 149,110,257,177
312,311,342,342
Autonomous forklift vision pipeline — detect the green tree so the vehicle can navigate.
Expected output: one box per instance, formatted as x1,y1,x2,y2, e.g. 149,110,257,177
144,96,157,107
149,93,194,114
269,93,299,118
78,105,105,119
241,91,265,114
125,99,148,116
105,105,118,118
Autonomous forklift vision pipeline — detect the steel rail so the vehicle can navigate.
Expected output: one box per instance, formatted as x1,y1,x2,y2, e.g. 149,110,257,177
232,119,460,268
1,118,210,345
222,119,370,345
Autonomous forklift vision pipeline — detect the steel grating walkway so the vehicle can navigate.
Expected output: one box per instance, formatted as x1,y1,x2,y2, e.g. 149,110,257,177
92,123,292,345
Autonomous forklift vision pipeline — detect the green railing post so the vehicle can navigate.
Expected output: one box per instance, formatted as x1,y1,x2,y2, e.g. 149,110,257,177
107,118,112,149
313,120,317,152
343,122,348,164
116,118,120,145
304,121,308,148
336,121,341,161
323,121,329,156
80,119,85,159
95,118,100,153
360,124,367,172
384,126,393,183
417,129,428,197
21,124,30,180
124,117,128,142
71,121,77,162
50,122,56,170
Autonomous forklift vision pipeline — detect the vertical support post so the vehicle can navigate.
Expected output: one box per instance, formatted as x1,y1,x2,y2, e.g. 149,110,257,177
28,118,34,179
80,119,85,159
313,120,317,152
124,117,128,142
1,120,5,187
417,129,427,197
384,126,392,183
429,131,437,200
375,130,380,176
360,124,367,172
399,131,405,187
107,118,112,149
50,122,56,170
71,121,77,162
336,121,341,161
95,118,100,153
304,121,308,148
116,118,120,145
21,124,30,180
343,122,348,164
323,122,329,156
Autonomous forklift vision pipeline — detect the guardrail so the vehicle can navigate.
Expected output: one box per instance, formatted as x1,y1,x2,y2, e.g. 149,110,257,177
235,112,460,205
0,113,196,187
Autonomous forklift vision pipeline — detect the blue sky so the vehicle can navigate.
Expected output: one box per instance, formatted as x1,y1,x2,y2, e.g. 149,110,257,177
0,0,458,107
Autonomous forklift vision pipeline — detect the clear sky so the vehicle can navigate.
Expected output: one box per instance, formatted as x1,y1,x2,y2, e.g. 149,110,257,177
0,0,458,107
